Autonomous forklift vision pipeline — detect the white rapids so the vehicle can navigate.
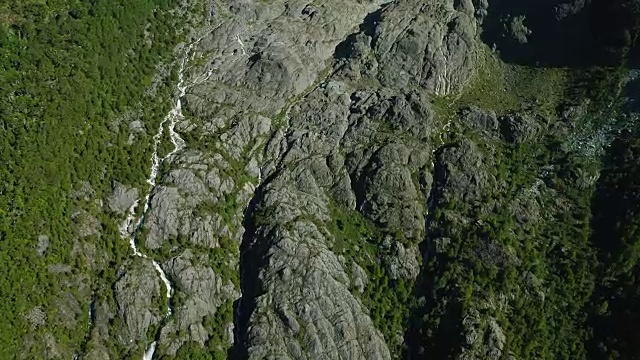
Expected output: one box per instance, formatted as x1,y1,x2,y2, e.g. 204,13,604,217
117,40,199,359
142,342,157,360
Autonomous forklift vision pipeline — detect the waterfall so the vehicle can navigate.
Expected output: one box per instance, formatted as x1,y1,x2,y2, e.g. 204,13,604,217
117,40,200,359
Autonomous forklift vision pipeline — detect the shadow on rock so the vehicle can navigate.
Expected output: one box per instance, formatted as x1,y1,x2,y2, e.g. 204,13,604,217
228,171,281,359
481,0,640,67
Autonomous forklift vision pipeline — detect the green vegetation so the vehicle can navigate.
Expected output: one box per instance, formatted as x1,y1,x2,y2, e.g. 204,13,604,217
432,46,571,122
588,134,640,358
0,0,182,356
414,136,597,358
164,299,234,360
327,203,415,357
412,39,635,359
171,341,227,360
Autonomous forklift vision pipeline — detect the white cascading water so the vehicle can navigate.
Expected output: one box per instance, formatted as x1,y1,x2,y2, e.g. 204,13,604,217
142,342,158,360
117,41,198,360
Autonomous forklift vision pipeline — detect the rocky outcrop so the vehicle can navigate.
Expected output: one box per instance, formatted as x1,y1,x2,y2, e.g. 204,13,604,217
499,114,540,144
356,142,428,242
434,139,494,205
157,250,239,355
25,307,46,329
461,106,499,136
185,0,391,116
382,238,421,280
113,260,163,349
243,218,391,359
180,0,482,358
143,150,239,250
36,235,50,256
107,182,138,215
99,0,485,357
374,0,478,95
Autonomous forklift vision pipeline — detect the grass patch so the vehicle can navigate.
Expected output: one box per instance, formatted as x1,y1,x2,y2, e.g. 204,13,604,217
432,45,572,122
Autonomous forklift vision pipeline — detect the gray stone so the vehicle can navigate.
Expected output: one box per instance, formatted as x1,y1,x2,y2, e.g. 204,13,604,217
358,143,426,241
487,318,507,359
71,210,101,238
155,250,239,356
461,106,499,134
113,260,162,347
101,0,492,357
374,0,478,95
500,114,540,144
435,139,494,204
244,218,391,360
352,263,369,293
107,182,139,214
48,264,72,274
25,306,46,329
129,120,145,133
385,242,421,280
187,0,389,116
36,235,50,256
71,181,96,201
219,114,272,161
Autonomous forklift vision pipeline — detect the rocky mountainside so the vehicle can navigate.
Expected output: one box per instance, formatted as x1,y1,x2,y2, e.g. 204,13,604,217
2,0,640,359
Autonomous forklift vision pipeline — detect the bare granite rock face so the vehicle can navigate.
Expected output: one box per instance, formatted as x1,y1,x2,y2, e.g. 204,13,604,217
177,0,482,357
107,182,139,215
373,0,479,95
113,260,162,349
101,0,484,357
144,149,249,250
184,0,392,116
358,142,427,241
157,250,240,355
241,177,392,360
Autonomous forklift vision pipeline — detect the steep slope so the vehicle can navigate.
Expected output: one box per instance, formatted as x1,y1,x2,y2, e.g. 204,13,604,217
2,0,640,359
0,1,183,358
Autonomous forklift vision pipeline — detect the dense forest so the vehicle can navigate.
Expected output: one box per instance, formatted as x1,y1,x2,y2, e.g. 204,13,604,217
0,0,181,356
402,14,640,355
588,132,640,358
